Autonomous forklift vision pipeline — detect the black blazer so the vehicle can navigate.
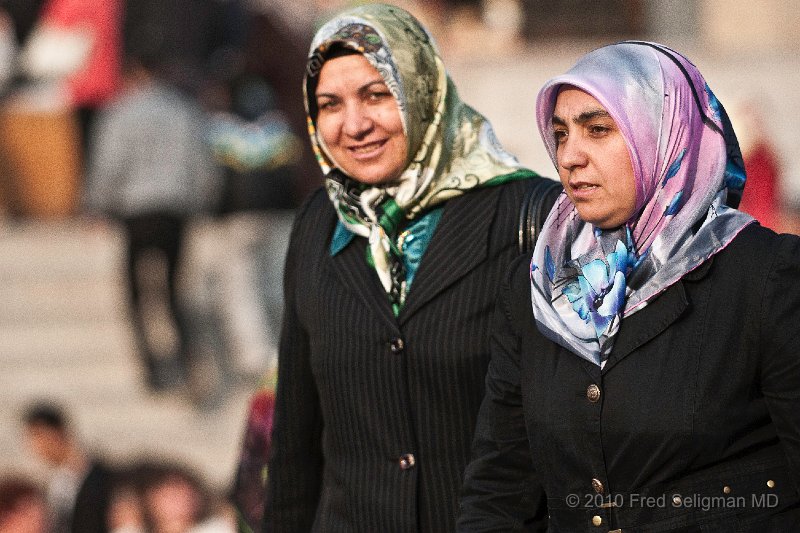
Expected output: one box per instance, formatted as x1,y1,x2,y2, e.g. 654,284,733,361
458,223,800,532
265,178,544,532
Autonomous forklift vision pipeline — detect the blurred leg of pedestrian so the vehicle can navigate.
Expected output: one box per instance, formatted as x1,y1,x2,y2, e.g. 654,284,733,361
123,213,187,391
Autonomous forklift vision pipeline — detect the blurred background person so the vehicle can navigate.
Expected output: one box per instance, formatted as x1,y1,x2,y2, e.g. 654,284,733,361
195,0,322,387
82,53,220,393
230,373,275,532
0,477,48,533
21,402,113,533
0,0,121,218
731,98,783,231
106,472,146,533
136,463,235,533
21,0,122,153
198,73,301,386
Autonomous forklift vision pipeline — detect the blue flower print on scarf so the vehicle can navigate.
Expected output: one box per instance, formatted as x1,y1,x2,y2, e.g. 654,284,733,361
530,245,557,282
705,83,746,193
563,239,631,338
662,149,685,186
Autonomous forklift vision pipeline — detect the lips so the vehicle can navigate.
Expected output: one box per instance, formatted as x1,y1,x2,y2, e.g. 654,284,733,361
569,180,599,190
348,139,387,159
568,180,600,199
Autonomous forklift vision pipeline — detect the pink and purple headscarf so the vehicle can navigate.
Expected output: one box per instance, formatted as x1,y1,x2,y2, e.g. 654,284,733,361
530,41,754,365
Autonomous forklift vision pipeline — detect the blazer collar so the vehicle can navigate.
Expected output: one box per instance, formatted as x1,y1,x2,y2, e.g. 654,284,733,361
326,186,502,328
601,256,713,373
398,186,500,323
326,225,399,330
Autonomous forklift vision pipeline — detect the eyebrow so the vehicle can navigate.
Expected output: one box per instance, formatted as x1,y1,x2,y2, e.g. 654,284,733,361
316,79,388,99
552,108,611,126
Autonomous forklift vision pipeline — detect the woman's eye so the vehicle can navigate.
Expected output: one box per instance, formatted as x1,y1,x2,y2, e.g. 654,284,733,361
368,91,391,102
317,100,338,111
553,129,567,143
588,124,610,136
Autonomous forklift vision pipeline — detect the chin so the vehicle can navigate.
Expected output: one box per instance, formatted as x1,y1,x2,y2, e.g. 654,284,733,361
346,166,402,185
578,212,613,229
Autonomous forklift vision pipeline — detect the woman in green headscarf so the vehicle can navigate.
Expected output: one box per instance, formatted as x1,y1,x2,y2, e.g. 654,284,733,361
265,4,551,531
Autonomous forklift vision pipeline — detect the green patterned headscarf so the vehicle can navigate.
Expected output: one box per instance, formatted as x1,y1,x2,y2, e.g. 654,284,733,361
305,3,530,310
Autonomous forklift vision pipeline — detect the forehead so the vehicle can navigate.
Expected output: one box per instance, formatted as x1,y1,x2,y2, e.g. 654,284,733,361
553,86,609,118
316,54,383,94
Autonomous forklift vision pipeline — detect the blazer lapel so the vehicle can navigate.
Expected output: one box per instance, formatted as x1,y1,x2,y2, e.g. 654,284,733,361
398,186,500,324
601,280,689,374
326,233,398,330
602,256,715,373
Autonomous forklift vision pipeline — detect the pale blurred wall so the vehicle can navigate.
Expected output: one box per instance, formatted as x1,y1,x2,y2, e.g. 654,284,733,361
703,0,800,54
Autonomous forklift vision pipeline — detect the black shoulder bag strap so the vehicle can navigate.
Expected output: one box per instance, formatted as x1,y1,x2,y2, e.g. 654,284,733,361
518,178,562,255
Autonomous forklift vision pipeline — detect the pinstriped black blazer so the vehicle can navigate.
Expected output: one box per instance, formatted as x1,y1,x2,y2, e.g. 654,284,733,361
265,177,547,532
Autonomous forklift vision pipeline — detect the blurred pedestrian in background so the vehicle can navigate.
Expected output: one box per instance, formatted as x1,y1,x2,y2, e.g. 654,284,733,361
263,4,552,531
138,464,234,533
732,98,783,231
82,53,220,392
22,0,122,155
0,0,121,218
0,477,48,533
22,402,113,533
106,472,145,533
231,372,276,531
105,462,235,533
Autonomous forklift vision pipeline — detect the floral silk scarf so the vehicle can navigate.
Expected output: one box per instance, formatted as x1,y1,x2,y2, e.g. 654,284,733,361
305,4,528,314
531,42,754,365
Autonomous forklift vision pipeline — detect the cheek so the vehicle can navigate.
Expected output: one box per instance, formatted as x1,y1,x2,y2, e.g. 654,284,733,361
382,109,407,167
556,168,574,202
377,101,404,136
315,115,340,148
618,157,637,211
610,160,637,221
557,166,570,187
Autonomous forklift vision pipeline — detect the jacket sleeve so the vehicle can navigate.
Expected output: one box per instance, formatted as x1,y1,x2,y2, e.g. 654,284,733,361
760,233,800,496
264,196,325,532
457,256,548,532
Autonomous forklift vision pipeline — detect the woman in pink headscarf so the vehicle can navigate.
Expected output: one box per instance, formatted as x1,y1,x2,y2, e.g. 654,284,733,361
458,41,800,532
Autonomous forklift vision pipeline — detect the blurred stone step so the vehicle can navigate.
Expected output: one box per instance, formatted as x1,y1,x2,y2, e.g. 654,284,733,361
0,278,127,324
0,221,123,280
0,321,134,362
0,359,142,401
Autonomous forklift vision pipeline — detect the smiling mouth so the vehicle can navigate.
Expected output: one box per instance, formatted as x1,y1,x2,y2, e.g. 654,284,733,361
349,140,387,155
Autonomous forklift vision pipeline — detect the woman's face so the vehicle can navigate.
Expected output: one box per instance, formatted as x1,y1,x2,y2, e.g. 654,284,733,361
552,87,636,229
315,54,407,185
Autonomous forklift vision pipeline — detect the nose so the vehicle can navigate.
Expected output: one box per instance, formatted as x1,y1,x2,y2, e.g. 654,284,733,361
342,102,373,138
557,133,588,172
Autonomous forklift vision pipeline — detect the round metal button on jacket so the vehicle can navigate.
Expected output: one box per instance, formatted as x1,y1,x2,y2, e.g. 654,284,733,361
591,515,602,527
586,384,601,403
390,338,405,353
399,453,415,470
